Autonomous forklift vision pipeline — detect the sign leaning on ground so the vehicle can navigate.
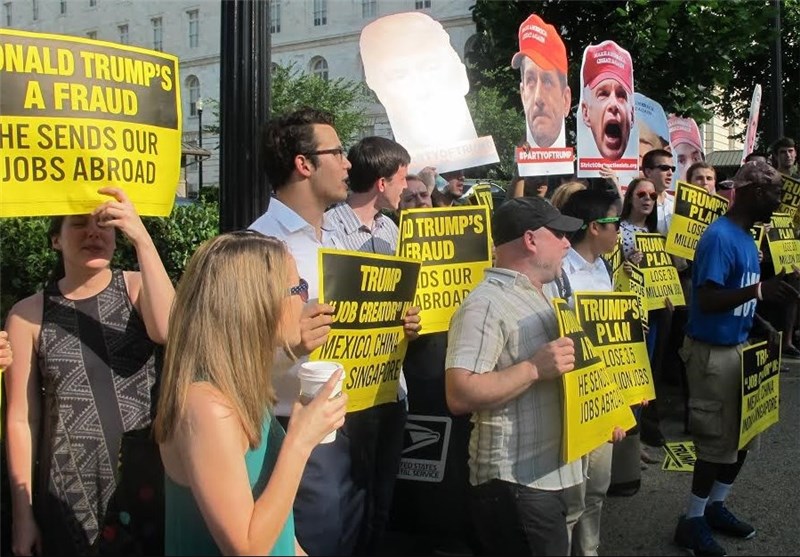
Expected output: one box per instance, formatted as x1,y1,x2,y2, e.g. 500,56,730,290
739,337,781,449
311,249,421,412
0,29,182,217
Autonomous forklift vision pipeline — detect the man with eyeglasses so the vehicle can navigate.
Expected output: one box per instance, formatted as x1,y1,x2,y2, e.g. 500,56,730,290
445,196,584,556
249,107,361,556
641,149,675,236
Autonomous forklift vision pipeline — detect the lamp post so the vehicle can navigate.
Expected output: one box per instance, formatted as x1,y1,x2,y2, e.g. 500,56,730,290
196,97,204,197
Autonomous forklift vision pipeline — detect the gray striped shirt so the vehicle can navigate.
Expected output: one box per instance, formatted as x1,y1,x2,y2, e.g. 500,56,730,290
446,267,583,490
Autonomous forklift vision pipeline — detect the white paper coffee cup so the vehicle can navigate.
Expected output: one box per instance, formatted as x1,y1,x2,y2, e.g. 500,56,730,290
298,361,345,443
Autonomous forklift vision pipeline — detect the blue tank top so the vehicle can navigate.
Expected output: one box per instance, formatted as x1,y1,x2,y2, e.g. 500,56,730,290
164,413,295,556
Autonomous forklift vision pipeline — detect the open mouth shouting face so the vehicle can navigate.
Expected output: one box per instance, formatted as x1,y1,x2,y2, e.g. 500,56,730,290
582,78,633,161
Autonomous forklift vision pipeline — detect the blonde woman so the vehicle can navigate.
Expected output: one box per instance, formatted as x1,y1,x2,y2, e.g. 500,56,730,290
155,231,347,556
550,181,588,210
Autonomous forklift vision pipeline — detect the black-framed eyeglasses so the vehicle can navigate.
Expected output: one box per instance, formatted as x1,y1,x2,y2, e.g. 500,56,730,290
651,164,676,172
289,278,309,302
305,147,346,160
581,216,621,230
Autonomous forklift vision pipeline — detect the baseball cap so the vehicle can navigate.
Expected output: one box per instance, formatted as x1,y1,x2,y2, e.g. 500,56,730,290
493,197,583,246
668,116,703,152
582,40,633,93
732,160,781,189
511,14,568,74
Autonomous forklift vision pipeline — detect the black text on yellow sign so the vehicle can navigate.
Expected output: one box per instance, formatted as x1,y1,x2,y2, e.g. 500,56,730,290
603,238,624,287
553,298,636,462
739,337,781,449
0,29,181,217
778,174,800,218
662,441,696,472
573,291,655,406
766,213,800,274
666,181,729,260
614,264,649,329
635,233,686,311
468,184,494,211
311,249,421,412
397,206,492,334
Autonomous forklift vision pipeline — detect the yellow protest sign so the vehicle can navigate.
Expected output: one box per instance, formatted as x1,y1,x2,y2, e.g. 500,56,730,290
0,29,181,217
765,213,800,274
739,337,781,449
602,237,624,288
573,292,655,406
553,298,636,462
467,183,494,210
614,264,649,328
635,233,685,311
662,441,696,472
665,181,729,260
777,174,800,218
397,206,492,333
311,249,421,412
751,224,765,251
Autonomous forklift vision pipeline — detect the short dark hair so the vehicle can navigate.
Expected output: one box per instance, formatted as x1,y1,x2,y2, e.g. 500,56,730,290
744,151,768,163
770,136,796,155
686,161,716,184
347,137,411,193
620,177,658,232
641,149,672,170
561,189,621,244
263,107,335,191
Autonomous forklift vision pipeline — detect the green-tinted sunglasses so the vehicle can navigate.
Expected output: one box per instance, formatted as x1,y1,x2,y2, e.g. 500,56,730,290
581,216,621,230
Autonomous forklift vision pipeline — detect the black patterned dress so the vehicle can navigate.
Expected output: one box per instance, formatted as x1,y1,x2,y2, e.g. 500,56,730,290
36,270,163,556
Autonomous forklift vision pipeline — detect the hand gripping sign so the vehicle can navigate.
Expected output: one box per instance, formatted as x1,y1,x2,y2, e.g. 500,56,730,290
0,29,181,217
360,12,499,174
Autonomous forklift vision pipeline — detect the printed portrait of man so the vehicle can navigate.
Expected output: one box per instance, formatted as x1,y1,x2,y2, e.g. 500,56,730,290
511,14,571,149
668,115,704,182
580,41,635,161
634,93,671,170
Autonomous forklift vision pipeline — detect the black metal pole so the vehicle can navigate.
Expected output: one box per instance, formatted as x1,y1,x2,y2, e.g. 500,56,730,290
198,105,203,196
772,0,784,139
219,0,272,232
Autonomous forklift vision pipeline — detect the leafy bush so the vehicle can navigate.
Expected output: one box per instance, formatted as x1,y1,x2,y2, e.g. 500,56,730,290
0,201,220,320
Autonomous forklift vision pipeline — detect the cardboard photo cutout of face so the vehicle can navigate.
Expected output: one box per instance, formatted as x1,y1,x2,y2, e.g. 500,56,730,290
512,13,574,176
360,12,498,174
577,40,639,181
742,84,762,165
668,115,704,183
634,93,671,171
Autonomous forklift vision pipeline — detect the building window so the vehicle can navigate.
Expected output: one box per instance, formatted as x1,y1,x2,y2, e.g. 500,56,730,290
60,0,67,15
186,75,200,116
3,2,10,26
415,0,431,9
118,24,128,44
188,9,199,48
313,0,326,26
87,30,97,39
32,0,38,20
270,0,281,33
89,0,96,6
152,17,163,51
310,56,328,81
362,0,376,18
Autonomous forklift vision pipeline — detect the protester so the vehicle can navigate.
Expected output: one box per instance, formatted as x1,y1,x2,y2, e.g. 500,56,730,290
155,232,347,556
326,136,422,555
399,174,433,209
558,190,626,556
445,196,584,555
5,188,174,556
686,162,717,195
551,181,588,210
674,161,794,556
511,14,571,149
249,107,360,556
507,174,549,200
641,149,675,235
580,42,635,161
619,178,658,259
433,169,466,206
770,136,797,176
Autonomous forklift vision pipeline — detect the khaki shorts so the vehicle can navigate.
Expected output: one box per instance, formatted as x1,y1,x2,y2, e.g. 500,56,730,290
679,336,760,464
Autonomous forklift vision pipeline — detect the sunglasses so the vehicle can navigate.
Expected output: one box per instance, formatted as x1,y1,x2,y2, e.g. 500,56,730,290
288,277,309,302
651,164,676,172
305,147,346,160
582,216,621,230
636,191,658,201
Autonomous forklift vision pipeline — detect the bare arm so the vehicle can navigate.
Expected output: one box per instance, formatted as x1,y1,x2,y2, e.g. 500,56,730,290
446,337,575,415
94,187,174,344
4,295,44,556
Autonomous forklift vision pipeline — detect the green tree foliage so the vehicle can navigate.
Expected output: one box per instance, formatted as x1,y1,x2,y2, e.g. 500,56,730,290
469,0,795,143
466,86,526,179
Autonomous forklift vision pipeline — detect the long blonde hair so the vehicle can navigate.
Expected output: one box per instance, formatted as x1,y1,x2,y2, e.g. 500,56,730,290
154,231,290,448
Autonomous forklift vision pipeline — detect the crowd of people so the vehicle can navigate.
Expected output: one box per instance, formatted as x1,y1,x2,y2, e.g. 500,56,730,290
0,104,798,557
